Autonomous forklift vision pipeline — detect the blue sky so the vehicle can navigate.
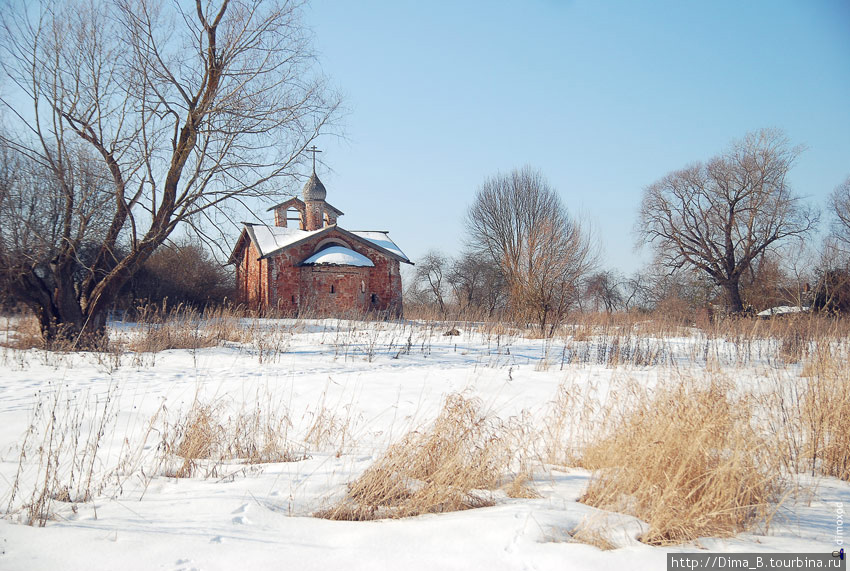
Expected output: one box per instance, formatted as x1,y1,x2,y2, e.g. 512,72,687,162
300,0,849,274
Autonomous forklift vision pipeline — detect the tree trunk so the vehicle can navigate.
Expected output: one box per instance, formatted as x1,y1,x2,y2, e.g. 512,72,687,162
19,261,114,350
31,296,109,350
722,279,745,313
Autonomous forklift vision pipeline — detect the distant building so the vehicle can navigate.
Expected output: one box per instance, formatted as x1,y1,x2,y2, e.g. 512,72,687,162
229,166,411,315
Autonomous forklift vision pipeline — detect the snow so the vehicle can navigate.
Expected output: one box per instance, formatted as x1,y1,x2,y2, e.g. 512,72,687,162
246,225,410,263
248,224,318,257
0,319,847,570
757,305,810,317
351,231,410,262
301,246,375,267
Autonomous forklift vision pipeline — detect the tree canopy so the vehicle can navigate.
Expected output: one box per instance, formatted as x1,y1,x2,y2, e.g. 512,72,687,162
638,129,818,313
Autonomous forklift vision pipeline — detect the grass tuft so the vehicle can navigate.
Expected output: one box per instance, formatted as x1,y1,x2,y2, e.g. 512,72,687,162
579,380,782,545
316,394,520,520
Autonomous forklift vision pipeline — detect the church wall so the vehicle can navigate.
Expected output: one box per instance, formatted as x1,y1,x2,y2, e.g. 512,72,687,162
238,241,269,310
265,228,404,316
299,266,370,314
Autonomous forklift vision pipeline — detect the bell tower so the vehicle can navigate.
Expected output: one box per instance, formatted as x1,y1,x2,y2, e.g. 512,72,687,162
303,146,327,231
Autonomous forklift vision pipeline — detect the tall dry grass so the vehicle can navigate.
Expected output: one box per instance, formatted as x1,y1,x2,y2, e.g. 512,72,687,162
156,398,307,479
578,379,782,545
128,303,251,352
800,345,850,480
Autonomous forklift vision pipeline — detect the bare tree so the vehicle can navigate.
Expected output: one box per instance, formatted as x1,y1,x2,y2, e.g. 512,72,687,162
447,251,507,317
465,167,597,334
413,250,449,316
0,0,339,345
829,176,850,251
638,129,818,313
621,270,652,312
584,270,623,313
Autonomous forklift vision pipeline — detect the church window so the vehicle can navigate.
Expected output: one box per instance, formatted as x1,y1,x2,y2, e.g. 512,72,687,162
286,207,303,229
330,284,335,294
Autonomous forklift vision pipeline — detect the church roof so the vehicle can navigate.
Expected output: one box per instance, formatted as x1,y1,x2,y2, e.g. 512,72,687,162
301,246,375,267
348,231,409,261
229,223,412,265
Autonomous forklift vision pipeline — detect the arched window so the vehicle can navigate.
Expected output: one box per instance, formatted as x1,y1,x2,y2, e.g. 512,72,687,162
286,207,303,230
360,280,366,293
313,238,351,253
330,284,335,294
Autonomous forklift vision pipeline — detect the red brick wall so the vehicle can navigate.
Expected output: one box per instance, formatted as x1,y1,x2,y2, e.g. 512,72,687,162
299,266,370,313
268,229,403,316
305,200,324,231
236,241,270,310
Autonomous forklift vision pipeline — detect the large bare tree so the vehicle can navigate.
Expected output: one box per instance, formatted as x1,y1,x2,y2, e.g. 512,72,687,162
465,167,597,333
638,129,818,313
0,0,339,345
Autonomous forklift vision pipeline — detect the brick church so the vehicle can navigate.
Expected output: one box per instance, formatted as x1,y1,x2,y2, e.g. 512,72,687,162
229,156,411,316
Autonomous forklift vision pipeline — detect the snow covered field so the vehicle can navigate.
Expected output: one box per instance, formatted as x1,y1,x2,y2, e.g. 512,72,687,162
0,317,847,570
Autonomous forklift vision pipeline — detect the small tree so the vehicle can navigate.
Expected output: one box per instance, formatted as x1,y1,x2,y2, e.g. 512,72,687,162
812,268,850,314
584,271,624,313
465,167,596,333
638,129,818,313
412,250,449,316
447,251,507,317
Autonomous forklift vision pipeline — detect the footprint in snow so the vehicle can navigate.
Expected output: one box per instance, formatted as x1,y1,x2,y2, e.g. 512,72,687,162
174,558,200,571
232,515,249,525
231,503,249,514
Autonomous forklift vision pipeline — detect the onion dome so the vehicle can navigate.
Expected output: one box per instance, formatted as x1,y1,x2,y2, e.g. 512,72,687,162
302,170,327,202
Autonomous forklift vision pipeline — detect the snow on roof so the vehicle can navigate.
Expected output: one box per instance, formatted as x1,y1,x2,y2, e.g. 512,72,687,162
301,246,375,267
243,224,411,263
247,225,317,257
351,231,410,262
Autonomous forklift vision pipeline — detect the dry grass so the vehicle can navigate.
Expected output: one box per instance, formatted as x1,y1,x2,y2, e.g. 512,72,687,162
316,394,526,521
5,307,850,539
800,346,850,480
5,384,118,526
1,314,45,350
578,379,782,545
569,524,617,551
158,399,307,478
504,470,541,499
129,307,220,352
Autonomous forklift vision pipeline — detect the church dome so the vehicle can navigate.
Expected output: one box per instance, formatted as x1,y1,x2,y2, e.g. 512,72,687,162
302,170,327,202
